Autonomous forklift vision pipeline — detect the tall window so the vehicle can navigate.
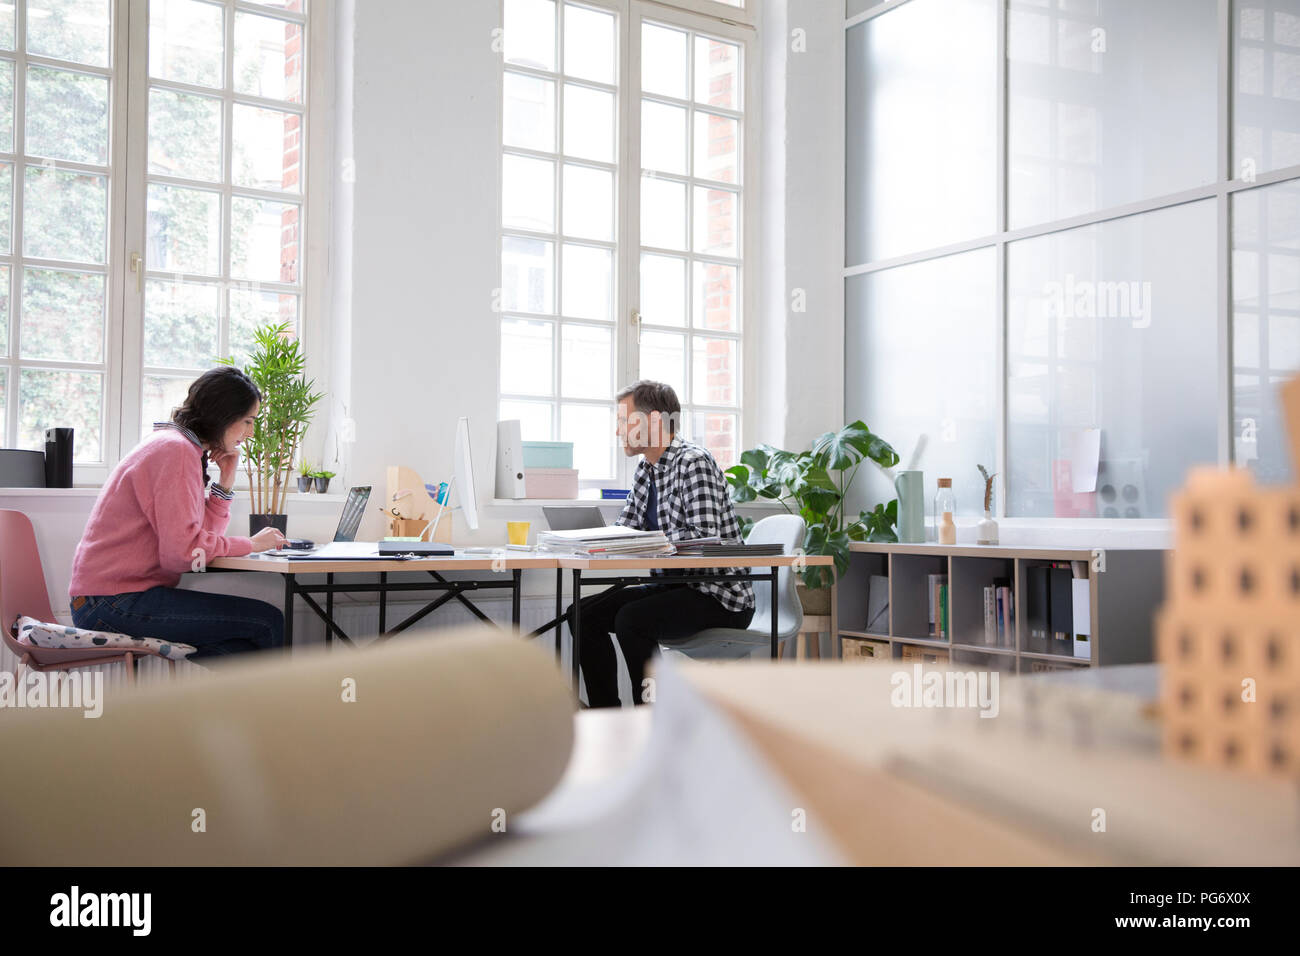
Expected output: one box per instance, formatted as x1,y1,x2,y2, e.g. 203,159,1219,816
0,0,116,462
0,0,311,479
499,0,750,489
844,0,1300,520
139,0,306,437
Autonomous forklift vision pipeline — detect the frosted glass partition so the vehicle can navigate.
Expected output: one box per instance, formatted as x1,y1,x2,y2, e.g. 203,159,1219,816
844,247,997,519
845,0,997,265
1006,200,1219,518
1234,0,1300,178
1233,178,1300,483
1008,0,1218,229
846,0,884,17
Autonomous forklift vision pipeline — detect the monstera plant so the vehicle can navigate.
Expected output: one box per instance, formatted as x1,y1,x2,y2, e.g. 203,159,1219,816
725,421,900,596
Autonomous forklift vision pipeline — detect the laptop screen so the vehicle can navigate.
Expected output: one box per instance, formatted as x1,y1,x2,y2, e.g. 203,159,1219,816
334,486,372,542
542,506,606,531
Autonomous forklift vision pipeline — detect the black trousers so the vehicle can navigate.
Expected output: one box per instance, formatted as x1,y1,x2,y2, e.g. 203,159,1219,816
569,584,755,708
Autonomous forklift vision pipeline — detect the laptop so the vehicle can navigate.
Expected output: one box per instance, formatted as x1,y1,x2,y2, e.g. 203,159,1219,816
543,506,606,531
275,486,374,558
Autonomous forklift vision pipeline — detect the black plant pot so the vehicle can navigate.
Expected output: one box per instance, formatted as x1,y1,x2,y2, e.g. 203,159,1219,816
314,477,331,494
297,476,313,493
250,514,288,535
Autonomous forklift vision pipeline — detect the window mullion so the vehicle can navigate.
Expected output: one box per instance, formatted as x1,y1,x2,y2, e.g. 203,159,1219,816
8,0,26,452
113,0,148,466
621,2,639,489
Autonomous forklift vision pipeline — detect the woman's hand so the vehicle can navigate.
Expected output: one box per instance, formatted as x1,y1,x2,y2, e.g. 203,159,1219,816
210,446,240,489
250,527,287,552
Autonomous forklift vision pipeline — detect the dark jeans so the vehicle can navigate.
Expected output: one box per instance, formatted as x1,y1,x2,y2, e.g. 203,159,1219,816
71,586,284,665
569,584,754,708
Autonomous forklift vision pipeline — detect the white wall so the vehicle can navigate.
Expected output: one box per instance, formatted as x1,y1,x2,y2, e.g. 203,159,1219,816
772,0,847,451
324,0,847,535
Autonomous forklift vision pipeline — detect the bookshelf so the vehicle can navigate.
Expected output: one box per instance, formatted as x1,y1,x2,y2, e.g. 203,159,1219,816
835,542,1166,672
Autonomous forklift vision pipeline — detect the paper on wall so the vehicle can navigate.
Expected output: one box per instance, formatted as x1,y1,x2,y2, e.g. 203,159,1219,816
1070,428,1102,494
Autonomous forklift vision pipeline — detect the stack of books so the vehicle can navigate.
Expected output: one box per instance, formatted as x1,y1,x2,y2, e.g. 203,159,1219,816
982,578,1014,647
536,526,674,558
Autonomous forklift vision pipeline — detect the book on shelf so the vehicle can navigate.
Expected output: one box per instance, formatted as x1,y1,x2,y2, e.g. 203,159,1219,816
982,587,993,647
983,586,996,645
1026,565,1050,647
1049,563,1074,649
940,583,949,639
1071,575,1091,659
927,573,949,637
865,574,889,634
997,583,1014,648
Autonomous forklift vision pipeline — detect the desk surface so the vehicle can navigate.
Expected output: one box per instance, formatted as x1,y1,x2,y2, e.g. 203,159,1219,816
209,553,559,573
556,554,834,570
209,552,833,573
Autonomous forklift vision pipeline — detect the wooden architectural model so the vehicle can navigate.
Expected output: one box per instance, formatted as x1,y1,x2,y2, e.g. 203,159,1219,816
1157,377,1300,778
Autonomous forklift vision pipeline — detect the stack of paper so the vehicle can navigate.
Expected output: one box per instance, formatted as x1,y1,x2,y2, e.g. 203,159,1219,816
537,525,675,557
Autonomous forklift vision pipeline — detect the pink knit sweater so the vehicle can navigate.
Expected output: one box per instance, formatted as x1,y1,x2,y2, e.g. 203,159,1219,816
69,429,255,597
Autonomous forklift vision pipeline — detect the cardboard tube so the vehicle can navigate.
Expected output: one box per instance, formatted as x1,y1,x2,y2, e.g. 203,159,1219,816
0,630,574,865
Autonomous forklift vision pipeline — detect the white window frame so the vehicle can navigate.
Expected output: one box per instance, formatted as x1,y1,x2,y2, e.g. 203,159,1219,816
0,0,126,485
0,0,329,487
498,0,757,492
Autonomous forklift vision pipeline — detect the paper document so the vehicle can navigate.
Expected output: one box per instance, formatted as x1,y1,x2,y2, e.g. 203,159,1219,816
1070,428,1101,494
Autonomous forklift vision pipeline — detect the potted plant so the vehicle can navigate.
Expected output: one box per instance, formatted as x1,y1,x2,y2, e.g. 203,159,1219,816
297,460,315,494
220,322,323,535
314,470,335,494
726,421,900,615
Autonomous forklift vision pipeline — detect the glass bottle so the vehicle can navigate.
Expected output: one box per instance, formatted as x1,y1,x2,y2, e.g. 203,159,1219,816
935,478,956,545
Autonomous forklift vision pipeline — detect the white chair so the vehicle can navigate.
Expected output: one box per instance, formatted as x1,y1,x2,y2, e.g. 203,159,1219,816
661,514,805,660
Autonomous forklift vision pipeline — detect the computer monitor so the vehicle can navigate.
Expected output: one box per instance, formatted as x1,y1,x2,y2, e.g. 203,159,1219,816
455,416,479,531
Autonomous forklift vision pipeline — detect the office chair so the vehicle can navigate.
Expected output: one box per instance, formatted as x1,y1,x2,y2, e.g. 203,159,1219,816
0,509,176,685
661,514,806,661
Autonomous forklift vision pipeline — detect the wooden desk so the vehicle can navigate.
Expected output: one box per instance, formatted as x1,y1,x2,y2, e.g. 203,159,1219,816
208,552,559,648
557,554,835,688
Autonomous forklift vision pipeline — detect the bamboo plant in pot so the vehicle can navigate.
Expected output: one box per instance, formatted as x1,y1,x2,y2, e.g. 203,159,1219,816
221,322,323,534
725,421,900,614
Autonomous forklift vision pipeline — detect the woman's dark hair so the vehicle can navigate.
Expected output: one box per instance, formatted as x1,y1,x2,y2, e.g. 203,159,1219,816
172,367,261,485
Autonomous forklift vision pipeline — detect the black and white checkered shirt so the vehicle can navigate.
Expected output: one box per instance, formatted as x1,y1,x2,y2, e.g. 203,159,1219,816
616,435,755,613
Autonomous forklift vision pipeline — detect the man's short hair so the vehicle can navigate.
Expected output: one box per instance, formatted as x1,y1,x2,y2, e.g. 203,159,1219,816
616,380,681,435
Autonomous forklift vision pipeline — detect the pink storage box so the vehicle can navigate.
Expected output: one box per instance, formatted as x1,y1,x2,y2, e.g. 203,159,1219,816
524,468,579,499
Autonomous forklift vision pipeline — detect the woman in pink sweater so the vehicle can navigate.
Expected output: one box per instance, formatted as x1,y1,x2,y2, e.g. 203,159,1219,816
69,366,288,663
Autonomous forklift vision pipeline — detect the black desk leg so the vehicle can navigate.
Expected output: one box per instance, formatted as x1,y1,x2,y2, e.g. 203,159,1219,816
570,569,582,692
555,568,563,663
379,571,387,634
325,573,334,648
283,574,295,649
512,569,522,628
770,568,779,659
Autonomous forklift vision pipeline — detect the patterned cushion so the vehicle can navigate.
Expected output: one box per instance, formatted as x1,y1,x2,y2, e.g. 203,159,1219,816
14,615,197,659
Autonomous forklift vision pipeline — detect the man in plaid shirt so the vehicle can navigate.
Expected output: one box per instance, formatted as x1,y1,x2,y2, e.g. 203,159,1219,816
571,381,755,708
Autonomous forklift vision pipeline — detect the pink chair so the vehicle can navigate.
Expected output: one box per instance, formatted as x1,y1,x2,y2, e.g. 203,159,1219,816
0,509,175,685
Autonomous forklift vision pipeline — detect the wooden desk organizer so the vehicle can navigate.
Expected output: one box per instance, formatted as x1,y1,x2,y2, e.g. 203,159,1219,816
383,465,453,543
